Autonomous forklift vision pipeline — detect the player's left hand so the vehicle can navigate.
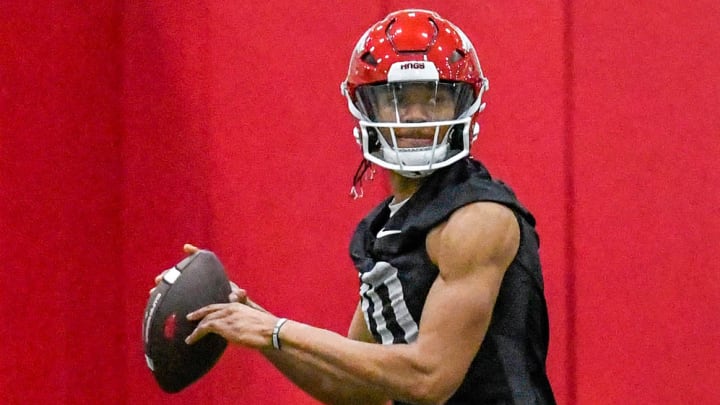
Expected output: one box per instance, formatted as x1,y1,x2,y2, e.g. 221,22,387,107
182,243,253,304
149,243,246,304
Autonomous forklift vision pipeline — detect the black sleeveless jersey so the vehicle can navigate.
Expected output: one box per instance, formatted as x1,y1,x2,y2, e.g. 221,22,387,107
349,158,556,404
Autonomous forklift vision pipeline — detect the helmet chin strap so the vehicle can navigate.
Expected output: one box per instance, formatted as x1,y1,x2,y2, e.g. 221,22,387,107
394,169,434,179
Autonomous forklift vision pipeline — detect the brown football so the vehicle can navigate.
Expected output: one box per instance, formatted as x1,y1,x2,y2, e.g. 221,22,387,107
142,250,231,393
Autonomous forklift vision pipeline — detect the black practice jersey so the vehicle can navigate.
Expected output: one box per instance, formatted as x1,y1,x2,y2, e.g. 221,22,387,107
350,158,556,404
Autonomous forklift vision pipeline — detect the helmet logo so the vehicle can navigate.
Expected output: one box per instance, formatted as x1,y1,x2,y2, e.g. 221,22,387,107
388,61,439,82
400,62,425,70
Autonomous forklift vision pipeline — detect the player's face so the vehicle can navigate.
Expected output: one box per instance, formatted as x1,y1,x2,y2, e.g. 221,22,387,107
373,83,456,148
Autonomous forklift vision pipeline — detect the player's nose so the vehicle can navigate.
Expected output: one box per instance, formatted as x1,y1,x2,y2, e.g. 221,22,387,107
399,102,431,123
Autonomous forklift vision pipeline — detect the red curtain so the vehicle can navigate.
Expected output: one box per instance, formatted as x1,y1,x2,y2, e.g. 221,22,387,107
2,1,718,404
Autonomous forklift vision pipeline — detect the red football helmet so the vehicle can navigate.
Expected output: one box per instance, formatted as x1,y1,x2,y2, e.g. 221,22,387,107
342,9,489,177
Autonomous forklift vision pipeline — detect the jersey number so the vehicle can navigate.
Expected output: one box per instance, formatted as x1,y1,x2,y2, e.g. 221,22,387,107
359,261,419,344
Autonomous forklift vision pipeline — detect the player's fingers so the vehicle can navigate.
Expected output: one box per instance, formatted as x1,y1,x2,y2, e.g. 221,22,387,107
149,270,169,295
154,270,167,285
229,293,249,304
229,282,248,304
185,307,235,344
183,243,200,254
152,244,200,293
186,303,227,321
185,323,210,345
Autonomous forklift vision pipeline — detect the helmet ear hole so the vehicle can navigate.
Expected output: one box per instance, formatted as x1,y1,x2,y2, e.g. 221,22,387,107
449,49,464,64
366,128,381,152
363,127,382,154
361,52,379,66
449,124,464,150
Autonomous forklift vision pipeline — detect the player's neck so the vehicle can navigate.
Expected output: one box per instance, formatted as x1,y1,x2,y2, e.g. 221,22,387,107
388,171,424,202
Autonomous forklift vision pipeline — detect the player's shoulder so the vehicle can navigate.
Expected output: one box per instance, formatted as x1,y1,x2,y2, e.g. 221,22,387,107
451,200,516,225
426,201,520,273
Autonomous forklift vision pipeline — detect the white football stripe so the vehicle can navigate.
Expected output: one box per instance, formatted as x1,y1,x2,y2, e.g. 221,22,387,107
163,267,181,284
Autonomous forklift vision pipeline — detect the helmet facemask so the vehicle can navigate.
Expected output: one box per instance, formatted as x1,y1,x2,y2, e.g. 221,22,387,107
348,71,483,177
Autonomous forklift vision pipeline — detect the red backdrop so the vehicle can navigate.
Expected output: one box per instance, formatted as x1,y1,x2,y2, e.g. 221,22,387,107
2,1,718,404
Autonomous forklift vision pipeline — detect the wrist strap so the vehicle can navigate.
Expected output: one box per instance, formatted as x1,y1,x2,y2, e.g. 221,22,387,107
272,318,289,350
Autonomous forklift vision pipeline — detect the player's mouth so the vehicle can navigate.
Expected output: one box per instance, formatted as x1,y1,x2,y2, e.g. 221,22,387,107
395,137,435,148
391,127,446,148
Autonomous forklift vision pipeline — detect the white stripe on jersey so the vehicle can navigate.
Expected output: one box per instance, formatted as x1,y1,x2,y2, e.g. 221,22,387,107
359,261,419,344
360,281,394,344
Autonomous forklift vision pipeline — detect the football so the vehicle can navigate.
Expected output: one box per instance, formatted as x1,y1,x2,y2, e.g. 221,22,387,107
143,250,232,393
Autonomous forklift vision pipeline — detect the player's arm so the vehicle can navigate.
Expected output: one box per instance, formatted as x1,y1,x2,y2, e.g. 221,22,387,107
187,201,518,404
259,303,390,405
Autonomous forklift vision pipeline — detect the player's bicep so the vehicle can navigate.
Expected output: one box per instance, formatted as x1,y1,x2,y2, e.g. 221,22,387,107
412,267,503,386
413,203,520,392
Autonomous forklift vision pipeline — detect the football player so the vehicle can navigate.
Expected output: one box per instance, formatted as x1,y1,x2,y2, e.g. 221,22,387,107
184,9,555,404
